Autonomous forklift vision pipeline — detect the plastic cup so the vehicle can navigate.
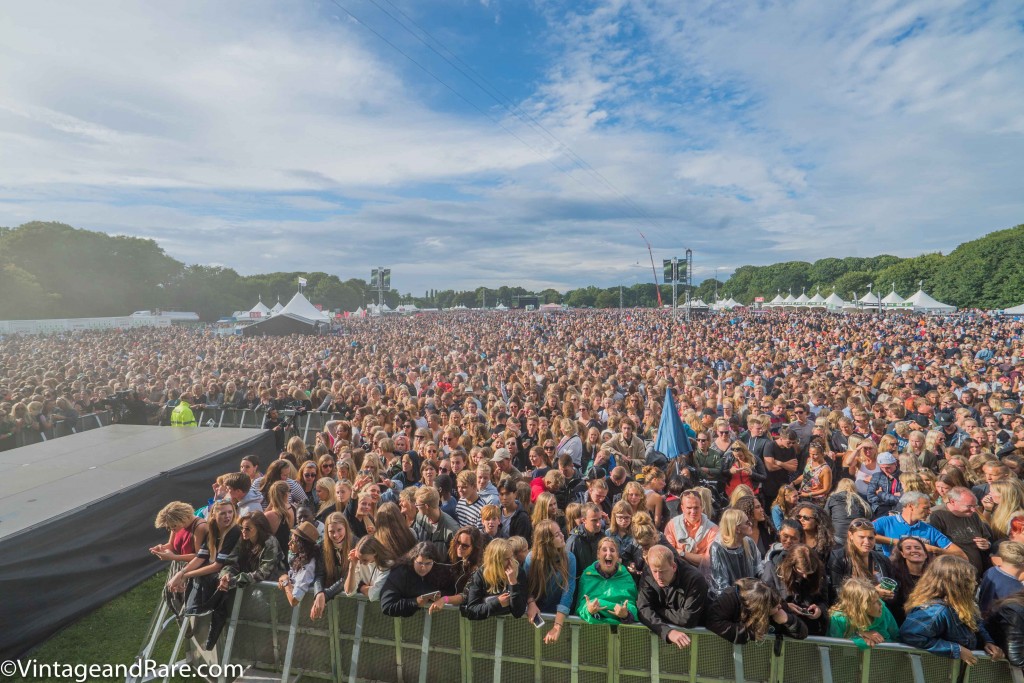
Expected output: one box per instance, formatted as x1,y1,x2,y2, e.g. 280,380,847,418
879,578,898,592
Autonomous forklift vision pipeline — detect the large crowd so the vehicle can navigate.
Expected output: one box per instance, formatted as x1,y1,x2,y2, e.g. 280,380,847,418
2,309,1024,667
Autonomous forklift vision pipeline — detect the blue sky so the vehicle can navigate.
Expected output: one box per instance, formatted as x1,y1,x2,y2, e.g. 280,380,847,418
1,0,1023,295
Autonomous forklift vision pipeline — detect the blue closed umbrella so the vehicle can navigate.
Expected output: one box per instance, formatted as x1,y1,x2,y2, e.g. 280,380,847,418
654,387,691,459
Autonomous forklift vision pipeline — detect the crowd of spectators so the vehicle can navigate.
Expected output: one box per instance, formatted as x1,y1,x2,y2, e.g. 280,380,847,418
4,308,1024,667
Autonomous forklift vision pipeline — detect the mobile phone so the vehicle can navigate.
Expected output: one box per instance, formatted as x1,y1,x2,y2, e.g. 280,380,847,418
420,591,441,602
531,613,545,628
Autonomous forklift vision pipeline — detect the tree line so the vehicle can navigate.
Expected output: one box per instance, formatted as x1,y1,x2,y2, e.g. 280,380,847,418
1,221,1021,321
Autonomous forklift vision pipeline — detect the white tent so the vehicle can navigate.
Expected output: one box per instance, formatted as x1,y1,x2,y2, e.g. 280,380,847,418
824,292,847,309
727,297,743,308
794,292,810,305
808,292,826,304
881,289,906,307
1002,303,1024,315
907,289,956,314
270,298,284,315
494,303,508,310
689,298,709,308
249,298,272,317
768,293,785,306
280,291,332,321
782,293,796,304
859,291,881,306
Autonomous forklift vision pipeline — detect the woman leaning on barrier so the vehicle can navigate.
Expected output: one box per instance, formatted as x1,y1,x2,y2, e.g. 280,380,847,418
575,536,638,625
774,543,829,635
525,520,577,643
311,511,351,619
278,521,321,606
151,501,209,615
705,577,808,645
827,577,898,649
171,500,239,616
344,535,394,601
211,511,285,650
380,542,455,618
461,537,527,620
899,555,1005,665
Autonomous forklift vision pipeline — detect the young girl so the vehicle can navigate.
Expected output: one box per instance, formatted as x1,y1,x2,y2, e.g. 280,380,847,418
310,512,351,620
771,485,799,533
462,538,527,620
828,578,898,649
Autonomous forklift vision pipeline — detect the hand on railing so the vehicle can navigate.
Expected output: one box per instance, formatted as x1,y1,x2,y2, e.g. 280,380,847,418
667,629,691,649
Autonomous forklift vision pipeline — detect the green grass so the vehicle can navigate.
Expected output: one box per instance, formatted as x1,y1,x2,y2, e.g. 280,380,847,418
13,572,196,683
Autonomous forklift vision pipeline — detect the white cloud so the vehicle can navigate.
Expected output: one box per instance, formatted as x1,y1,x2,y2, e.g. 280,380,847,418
0,0,1021,294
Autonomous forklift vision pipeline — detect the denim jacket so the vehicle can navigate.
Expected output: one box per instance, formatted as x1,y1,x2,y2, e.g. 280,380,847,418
899,602,992,659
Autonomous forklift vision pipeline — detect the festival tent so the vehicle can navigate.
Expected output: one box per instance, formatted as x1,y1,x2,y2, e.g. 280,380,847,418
249,298,272,317
859,291,881,308
907,289,956,314
782,293,796,304
242,291,331,336
494,303,508,310
726,297,743,308
1002,303,1024,315
689,298,709,309
808,292,826,305
881,289,906,307
794,292,810,305
767,293,785,307
270,298,284,315
824,292,847,309
653,388,691,459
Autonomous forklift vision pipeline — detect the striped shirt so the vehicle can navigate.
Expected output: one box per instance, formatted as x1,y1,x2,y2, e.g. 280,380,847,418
456,496,486,530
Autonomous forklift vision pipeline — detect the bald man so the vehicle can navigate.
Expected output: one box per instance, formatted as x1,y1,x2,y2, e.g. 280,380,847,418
637,545,709,649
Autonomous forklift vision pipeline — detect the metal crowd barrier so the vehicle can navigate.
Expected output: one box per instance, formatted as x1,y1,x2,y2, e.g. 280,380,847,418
10,410,112,449
192,408,346,447
132,581,1022,683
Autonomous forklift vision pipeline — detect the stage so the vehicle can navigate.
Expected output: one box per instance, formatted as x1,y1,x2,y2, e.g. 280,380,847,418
0,425,276,658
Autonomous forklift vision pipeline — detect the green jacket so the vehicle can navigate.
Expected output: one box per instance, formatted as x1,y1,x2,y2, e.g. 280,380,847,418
575,562,638,625
827,603,899,649
170,400,196,427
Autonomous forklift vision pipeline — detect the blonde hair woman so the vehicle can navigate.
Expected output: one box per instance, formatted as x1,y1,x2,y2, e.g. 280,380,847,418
462,538,527,620
708,509,762,596
899,556,1004,663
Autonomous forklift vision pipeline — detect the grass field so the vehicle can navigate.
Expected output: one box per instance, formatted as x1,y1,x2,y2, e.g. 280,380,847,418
13,571,197,683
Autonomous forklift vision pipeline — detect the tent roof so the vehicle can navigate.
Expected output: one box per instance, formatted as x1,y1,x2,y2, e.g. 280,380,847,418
1003,303,1024,315
824,292,847,307
908,289,955,311
859,291,880,304
280,291,330,322
881,291,906,304
808,292,826,303
782,293,795,303
249,300,271,315
795,293,810,303
769,294,785,304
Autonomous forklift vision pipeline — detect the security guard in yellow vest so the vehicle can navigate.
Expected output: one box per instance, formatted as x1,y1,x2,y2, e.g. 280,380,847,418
170,394,197,427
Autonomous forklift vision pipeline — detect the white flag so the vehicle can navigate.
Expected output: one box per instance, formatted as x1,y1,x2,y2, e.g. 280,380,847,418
298,277,308,286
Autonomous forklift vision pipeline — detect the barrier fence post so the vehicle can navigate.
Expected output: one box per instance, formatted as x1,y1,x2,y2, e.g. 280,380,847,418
269,594,281,666
218,592,245,683
860,646,871,683
328,598,341,682
908,653,926,683
569,622,579,683
817,645,834,683
533,622,542,683
348,600,365,683
459,614,473,683
418,612,433,683
649,632,660,683
162,617,187,683
279,605,301,683
393,616,404,683
731,643,746,683
608,627,619,683
492,617,505,683
688,633,699,683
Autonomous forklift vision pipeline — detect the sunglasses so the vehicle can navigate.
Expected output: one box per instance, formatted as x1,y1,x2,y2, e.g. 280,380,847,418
455,541,472,549
796,514,816,521
544,446,555,451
